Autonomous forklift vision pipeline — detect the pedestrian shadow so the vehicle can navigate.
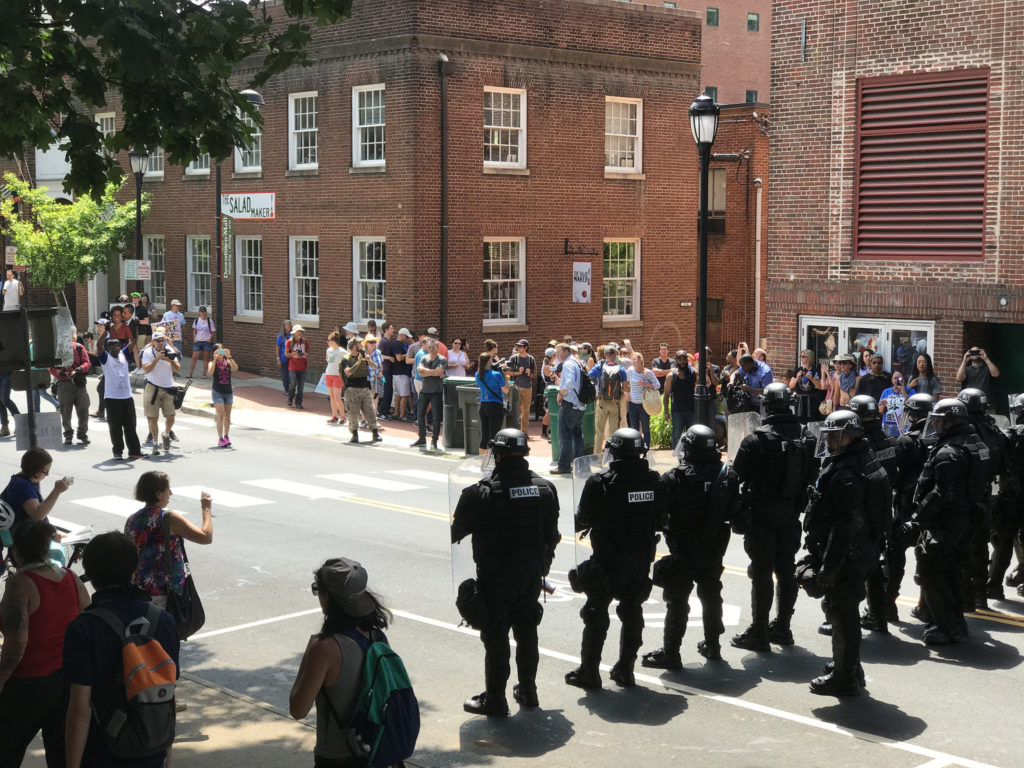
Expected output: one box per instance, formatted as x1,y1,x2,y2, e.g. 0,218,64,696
810,695,927,741
455,707,574,761
91,458,138,471
863,623,1023,671
574,683,687,725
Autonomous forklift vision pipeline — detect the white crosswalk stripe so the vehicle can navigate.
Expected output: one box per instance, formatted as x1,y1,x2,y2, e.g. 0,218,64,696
68,495,139,518
242,478,354,500
317,473,425,492
173,486,273,508
386,469,449,484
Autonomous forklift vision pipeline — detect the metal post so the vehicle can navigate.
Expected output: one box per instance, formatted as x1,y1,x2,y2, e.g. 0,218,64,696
20,303,37,449
694,143,711,427
215,160,223,343
438,55,451,342
134,171,144,293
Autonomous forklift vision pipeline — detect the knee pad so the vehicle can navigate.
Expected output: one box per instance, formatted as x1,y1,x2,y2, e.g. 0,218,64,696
581,604,610,632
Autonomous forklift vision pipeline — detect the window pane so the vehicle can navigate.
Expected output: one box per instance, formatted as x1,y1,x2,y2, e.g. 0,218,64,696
605,100,639,169
292,95,318,167
603,241,637,317
239,110,262,169
144,236,166,306
482,240,523,321
706,7,719,25
293,239,319,317
356,239,386,321
483,90,523,165
188,237,211,309
147,148,164,175
357,87,386,163
747,12,759,31
238,238,262,314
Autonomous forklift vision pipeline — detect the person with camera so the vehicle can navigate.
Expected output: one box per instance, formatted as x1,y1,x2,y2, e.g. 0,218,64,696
342,338,382,444
789,349,826,423
879,372,916,438
208,343,238,447
48,327,92,447
286,324,310,409
96,332,142,460
956,346,1000,405
141,331,180,456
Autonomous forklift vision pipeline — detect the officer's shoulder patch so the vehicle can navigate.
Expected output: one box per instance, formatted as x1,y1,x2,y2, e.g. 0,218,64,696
509,485,541,499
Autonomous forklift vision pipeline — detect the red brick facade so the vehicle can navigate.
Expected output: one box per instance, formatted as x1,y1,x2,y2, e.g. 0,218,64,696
767,0,1024,401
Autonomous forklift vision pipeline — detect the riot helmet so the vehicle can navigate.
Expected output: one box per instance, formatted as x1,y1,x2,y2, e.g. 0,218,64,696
923,398,968,441
956,387,988,416
815,410,863,459
847,394,880,424
605,428,646,459
680,424,718,462
899,393,935,433
1010,393,1024,418
762,382,793,414
0,498,14,532
490,428,530,457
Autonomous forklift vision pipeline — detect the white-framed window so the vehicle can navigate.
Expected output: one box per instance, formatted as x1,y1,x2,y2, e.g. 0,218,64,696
186,154,210,176
603,240,640,321
235,108,262,172
483,87,526,168
482,238,525,325
289,92,319,170
290,237,319,320
605,97,643,172
95,112,115,155
235,236,263,317
144,235,166,307
352,238,386,323
186,236,212,310
147,148,164,178
352,84,385,167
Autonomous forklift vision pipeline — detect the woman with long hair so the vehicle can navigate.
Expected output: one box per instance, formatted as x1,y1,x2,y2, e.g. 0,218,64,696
475,352,509,451
188,305,216,378
208,343,239,446
908,352,942,397
325,331,346,425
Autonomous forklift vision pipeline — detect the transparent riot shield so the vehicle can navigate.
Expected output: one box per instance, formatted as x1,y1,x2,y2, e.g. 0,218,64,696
1007,393,1020,427
448,456,488,595
994,414,1011,431
727,411,761,463
805,421,824,444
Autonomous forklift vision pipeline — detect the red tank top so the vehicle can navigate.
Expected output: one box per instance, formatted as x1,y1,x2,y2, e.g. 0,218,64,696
14,569,79,678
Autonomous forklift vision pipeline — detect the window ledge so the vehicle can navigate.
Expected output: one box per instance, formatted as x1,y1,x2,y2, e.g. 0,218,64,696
293,319,320,329
483,167,530,177
350,165,386,175
233,314,264,324
232,170,263,180
182,173,211,181
604,171,645,181
286,168,320,178
602,318,643,329
143,176,164,184
481,322,529,333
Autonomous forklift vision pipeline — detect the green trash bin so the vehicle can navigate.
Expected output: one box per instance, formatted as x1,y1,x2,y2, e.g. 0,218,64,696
503,385,521,429
583,399,596,455
443,376,475,450
458,385,482,455
545,385,560,464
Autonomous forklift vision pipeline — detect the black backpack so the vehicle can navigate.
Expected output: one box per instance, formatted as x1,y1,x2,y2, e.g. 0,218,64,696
755,427,812,500
959,432,993,505
577,365,597,405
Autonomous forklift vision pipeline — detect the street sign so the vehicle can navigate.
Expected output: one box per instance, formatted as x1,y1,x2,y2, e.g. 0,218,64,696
4,245,15,265
124,260,137,280
221,192,275,220
137,260,151,280
221,217,233,279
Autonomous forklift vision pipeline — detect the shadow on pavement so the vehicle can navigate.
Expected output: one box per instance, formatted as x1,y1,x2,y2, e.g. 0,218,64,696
810,695,927,742
440,707,574,763
862,623,1023,672
575,684,688,725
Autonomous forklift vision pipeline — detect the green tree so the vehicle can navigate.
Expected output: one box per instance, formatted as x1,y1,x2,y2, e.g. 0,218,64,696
0,0,352,198
0,172,144,300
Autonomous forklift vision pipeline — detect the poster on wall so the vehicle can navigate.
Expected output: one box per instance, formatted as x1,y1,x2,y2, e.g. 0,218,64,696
572,261,591,303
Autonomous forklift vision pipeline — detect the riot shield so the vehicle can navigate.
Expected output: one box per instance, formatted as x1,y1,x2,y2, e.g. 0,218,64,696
448,456,488,595
727,411,761,463
805,421,824,444
994,414,1010,431
1009,394,1020,427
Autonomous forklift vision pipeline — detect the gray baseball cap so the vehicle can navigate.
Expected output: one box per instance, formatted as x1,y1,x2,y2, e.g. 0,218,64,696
318,558,376,617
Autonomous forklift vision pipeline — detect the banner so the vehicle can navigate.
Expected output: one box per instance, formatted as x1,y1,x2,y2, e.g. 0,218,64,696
572,261,591,303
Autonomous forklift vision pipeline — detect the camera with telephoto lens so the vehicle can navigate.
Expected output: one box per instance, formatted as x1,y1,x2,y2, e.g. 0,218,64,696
496,357,512,374
968,347,981,358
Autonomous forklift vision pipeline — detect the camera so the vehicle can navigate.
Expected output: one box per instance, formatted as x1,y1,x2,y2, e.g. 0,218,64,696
968,347,981,357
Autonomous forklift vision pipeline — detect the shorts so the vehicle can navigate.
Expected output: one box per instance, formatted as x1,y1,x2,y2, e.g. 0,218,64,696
325,374,343,389
144,383,176,418
393,375,412,397
212,390,234,405
193,340,212,352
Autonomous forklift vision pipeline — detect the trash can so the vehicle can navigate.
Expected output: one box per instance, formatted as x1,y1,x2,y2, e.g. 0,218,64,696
503,385,521,429
458,385,482,455
443,376,475,450
545,385,560,464
583,399,596,455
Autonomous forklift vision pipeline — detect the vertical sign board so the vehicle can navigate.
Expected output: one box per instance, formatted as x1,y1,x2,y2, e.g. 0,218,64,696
4,245,15,265
572,261,591,303
136,260,151,280
221,216,233,279
124,260,138,281
220,192,273,280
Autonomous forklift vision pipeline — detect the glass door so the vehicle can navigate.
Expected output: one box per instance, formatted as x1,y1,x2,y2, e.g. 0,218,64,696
888,326,931,380
798,315,934,377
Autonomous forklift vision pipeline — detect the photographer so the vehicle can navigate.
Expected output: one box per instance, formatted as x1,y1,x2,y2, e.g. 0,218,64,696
285,324,309,409
879,372,915,438
97,335,142,460
208,343,238,447
48,328,92,446
789,349,826,423
342,338,382,444
140,331,180,455
957,346,999,404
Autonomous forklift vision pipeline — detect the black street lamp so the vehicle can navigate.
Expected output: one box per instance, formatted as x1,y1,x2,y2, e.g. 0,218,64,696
128,149,148,292
215,88,264,343
689,93,720,428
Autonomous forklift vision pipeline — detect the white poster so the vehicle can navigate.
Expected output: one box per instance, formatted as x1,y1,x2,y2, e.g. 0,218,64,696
5,245,16,265
15,413,64,450
136,260,151,280
221,192,275,220
572,261,591,303
124,260,137,280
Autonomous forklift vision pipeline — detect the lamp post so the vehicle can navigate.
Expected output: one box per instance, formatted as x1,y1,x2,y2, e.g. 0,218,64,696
689,93,720,427
215,88,264,343
128,149,148,293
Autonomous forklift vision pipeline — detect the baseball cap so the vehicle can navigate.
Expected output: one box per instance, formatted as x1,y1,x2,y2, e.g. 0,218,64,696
318,558,376,617
292,324,305,333
343,321,359,334
152,331,168,340
516,338,529,348
398,327,411,337
362,335,379,343
605,341,619,352
171,299,182,306
545,347,556,357
427,326,439,335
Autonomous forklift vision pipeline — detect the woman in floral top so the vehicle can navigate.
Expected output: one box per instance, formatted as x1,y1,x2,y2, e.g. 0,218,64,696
124,471,213,607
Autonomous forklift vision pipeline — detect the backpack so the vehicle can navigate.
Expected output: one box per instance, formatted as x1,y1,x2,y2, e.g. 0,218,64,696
90,604,177,759
335,629,420,768
598,364,623,401
576,363,597,405
959,432,993,505
755,427,812,500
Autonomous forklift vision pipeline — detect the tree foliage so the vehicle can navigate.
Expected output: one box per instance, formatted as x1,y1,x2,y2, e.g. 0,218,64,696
0,0,352,198
0,172,145,296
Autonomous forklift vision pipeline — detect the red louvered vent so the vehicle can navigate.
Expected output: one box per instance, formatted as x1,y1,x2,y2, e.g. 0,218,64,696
855,70,988,261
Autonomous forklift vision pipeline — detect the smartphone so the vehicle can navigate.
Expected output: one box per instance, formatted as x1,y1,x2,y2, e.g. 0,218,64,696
216,348,228,356
65,476,74,486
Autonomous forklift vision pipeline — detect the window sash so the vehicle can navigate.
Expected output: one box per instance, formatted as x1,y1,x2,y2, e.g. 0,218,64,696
747,12,759,31
236,237,263,315
144,236,166,307
605,98,642,171
602,241,639,319
186,154,210,175
482,239,524,324
188,236,212,309
236,110,262,170
290,93,319,169
147,148,164,176
710,168,726,215
483,89,526,167
706,7,719,25
354,238,386,322
291,238,319,320
353,85,386,166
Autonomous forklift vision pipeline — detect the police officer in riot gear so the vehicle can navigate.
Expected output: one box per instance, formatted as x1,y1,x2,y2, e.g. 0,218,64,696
803,410,889,695
847,394,899,632
903,399,977,645
990,393,1024,598
957,388,1007,609
642,425,740,668
567,428,667,689
731,382,814,651
452,428,561,715
889,393,935,617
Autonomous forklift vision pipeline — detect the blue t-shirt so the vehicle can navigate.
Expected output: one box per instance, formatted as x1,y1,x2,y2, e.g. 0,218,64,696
276,333,288,365
476,370,506,404
1,473,43,527
413,348,427,382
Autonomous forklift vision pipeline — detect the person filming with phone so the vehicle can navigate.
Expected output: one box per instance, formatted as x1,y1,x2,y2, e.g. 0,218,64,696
956,346,1000,406
209,344,239,447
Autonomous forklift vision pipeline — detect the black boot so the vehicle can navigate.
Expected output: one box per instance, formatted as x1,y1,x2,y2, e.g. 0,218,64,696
609,659,635,688
859,609,888,633
824,659,866,688
372,430,383,442
463,691,510,717
697,640,721,660
349,431,359,444
767,618,794,646
810,670,861,696
730,625,770,652
565,666,602,689
566,629,604,689
641,648,682,670
512,683,539,708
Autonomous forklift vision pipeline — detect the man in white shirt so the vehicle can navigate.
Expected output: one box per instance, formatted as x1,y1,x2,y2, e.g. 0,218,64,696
141,331,180,455
2,269,24,311
552,343,586,474
97,336,143,460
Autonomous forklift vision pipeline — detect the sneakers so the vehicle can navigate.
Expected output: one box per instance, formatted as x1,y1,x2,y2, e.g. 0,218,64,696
144,434,154,445
224,435,231,447
77,434,90,445
327,417,339,424
151,444,161,456
767,619,794,646
162,433,171,451
730,627,771,652
462,692,509,717
641,648,683,670
112,451,124,461
512,684,539,708
609,662,635,688
218,436,228,447
64,436,73,446
169,430,179,442
697,640,722,660
564,666,601,690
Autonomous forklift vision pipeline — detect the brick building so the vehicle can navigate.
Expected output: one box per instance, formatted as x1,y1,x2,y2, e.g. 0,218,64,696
5,0,769,379
767,0,1024,407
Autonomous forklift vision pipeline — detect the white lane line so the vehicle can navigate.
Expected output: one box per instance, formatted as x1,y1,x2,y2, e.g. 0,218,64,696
385,469,450,484
173,486,273,509
47,516,91,537
317,473,425,492
241,478,354,500
188,604,998,768
68,495,139,518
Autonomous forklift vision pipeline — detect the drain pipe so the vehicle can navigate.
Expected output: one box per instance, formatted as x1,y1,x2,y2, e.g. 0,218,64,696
753,177,763,346
438,53,452,341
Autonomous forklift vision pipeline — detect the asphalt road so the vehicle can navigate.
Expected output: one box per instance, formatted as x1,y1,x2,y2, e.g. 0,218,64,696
3,413,1023,767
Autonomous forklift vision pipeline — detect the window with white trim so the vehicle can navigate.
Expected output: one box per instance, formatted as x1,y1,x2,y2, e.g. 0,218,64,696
235,236,262,316
352,85,385,167
603,240,640,320
186,154,210,176
95,113,115,156
147,148,164,178
144,235,166,307
483,88,526,168
289,92,318,170
290,237,319,320
186,236,212,310
235,108,262,172
353,238,386,323
482,238,525,325
605,97,643,172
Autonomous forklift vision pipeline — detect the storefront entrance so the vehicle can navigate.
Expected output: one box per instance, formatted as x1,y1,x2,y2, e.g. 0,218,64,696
798,315,935,379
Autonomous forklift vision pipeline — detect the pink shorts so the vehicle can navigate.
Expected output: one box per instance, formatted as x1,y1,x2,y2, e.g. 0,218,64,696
325,375,344,390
